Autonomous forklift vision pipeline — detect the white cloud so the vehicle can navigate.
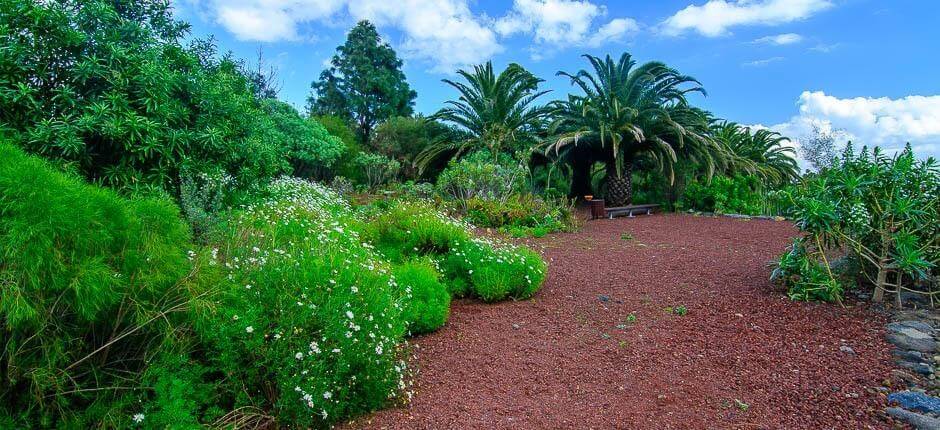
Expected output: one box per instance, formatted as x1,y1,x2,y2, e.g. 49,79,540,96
495,0,638,48
752,33,802,45
743,56,785,67
662,0,833,37
587,18,641,47
765,91,940,162
188,0,500,72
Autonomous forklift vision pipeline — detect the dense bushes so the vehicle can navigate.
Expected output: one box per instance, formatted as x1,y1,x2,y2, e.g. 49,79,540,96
436,152,527,209
465,194,577,238
0,0,344,194
0,142,205,427
362,200,548,301
192,178,409,428
680,174,763,215
773,144,939,303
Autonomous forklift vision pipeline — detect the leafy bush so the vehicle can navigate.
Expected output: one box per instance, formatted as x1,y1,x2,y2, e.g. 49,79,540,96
195,178,409,428
362,201,470,262
436,152,527,210
0,0,302,193
354,152,400,191
263,100,345,180
393,259,451,334
773,144,939,303
680,174,763,215
362,200,548,302
465,193,577,237
0,142,206,427
442,237,547,302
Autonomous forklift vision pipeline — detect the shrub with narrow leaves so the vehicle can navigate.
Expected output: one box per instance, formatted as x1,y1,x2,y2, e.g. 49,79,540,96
0,142,206,427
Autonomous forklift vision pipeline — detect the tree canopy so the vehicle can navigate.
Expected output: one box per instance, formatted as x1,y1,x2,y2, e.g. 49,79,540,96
307,21,417,145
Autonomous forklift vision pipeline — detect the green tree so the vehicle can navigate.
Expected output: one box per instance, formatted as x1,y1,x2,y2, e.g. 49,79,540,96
0,0,290,193
547,53,720,206
372,116,463,179
262,100,345,180
710,120,798,188
307,21,416,145
417,61,550,170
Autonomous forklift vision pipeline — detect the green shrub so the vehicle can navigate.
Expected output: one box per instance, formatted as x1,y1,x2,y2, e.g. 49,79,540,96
197,178,409,428
0,142,205,427
354,152,401,191
465,193,577,236
361,200,548,302
393,259,451,334
442,237,547,302
362,201,470,262
680,174,763,215
773,144,938,303
436,152,527,210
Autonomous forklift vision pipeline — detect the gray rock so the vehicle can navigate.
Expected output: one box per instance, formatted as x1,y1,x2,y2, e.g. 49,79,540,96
896,320,937,333
896,349,926,361
897,361,936,376
886,407,940,430
839,345,856,355
887,330,938,353
598,294,610,302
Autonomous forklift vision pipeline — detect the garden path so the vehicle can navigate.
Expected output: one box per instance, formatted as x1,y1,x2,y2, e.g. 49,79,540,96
349,214,895,429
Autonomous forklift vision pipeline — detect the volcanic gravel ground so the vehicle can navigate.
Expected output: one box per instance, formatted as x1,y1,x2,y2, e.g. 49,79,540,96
349,214,896,429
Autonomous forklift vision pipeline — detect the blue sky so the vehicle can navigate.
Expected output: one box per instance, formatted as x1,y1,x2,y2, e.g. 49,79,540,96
174,0,940,160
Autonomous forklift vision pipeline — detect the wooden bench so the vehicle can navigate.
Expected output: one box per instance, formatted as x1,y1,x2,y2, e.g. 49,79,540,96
604,204,660,219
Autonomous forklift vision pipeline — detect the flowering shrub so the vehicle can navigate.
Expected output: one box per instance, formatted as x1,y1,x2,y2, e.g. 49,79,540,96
0,142,206,427
442,237,548,302
196,178,410,427
362,200,548,302
393,259,451,334
772,144,939,303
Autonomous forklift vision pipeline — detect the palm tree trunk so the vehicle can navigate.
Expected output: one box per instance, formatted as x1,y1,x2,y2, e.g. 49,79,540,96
606,162,633,206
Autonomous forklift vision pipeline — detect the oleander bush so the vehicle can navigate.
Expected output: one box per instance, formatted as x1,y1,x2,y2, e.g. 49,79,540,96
0,142,209,427
680,174,763,215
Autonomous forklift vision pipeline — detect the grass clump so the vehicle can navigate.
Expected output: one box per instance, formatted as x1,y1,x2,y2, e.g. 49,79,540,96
0,142,206,427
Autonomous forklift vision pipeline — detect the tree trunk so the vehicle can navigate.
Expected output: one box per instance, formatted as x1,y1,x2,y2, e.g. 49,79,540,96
606,162,633,206
569,157,593,199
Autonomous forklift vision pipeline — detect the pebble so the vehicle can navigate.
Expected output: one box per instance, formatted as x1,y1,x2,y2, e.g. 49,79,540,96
839,345,856,355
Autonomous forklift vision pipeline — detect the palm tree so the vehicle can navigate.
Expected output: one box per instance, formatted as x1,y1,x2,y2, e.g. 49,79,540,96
415,61,550,171
547,53,721,206
711,120,799,187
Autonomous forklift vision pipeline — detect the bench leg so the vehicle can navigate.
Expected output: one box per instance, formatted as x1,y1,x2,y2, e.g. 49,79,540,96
628,210,635,218
647,209,651,215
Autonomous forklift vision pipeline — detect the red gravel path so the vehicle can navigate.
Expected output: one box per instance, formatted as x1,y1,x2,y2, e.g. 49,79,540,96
349,214,896,429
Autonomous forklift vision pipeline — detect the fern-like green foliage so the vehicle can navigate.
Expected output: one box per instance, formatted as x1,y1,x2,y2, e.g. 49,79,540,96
0,141,206,427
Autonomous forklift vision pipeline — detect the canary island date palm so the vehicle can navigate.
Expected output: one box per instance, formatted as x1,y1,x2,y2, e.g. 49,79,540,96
416,61,550,171
711,120,799,188
547,53,721,206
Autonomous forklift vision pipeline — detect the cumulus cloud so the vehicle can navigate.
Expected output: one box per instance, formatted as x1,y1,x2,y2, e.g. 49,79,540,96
495,0,638,48
662,0,833,37
765,91,940,163
752,33,802,45
187,0,501,72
